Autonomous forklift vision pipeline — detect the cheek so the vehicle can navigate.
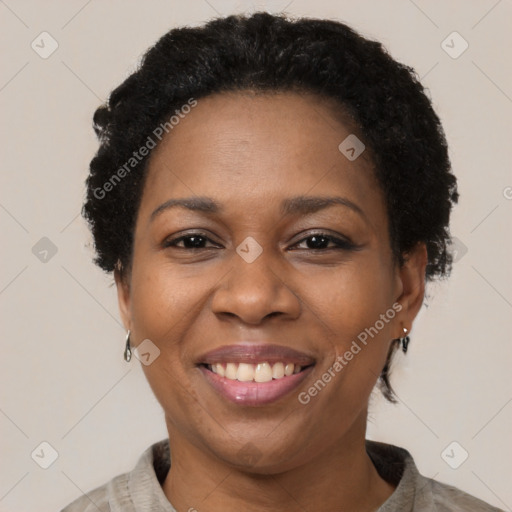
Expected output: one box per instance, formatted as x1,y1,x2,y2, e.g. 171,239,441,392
129,262,205,340
129,266,205,414
141,359,208,448
309,255,396,398
312,255,396,339
128,261,211,396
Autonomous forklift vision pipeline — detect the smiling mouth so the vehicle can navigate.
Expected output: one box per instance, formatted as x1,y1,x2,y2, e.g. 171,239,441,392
196,343,316,405
200,361,312,383
198,361,315,406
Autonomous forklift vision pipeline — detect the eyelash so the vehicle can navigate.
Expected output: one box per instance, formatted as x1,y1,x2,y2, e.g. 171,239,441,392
163,231,357,252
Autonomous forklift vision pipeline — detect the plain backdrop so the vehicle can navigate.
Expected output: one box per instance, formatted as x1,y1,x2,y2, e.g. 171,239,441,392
0,1,511,511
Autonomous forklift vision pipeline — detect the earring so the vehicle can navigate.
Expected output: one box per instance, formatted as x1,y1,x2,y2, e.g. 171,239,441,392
124,330,132,362
400,327,410,354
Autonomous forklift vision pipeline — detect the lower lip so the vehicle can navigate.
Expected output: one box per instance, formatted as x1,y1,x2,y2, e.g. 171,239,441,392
199,365,314,407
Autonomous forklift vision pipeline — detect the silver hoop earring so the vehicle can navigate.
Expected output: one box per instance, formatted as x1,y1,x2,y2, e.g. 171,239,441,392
124,330,132,362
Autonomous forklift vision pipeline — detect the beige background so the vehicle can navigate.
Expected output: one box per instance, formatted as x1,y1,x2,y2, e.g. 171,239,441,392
1,0,511,510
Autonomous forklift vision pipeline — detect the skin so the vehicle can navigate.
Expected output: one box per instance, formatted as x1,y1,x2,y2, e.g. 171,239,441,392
115,91,427,512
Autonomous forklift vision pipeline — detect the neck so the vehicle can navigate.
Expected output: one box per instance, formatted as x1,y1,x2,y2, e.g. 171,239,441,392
162,412,396,512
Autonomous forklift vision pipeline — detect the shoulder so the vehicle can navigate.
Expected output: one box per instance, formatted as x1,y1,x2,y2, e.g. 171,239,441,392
59,439,169,512
429,478,504,512
59,473,126,512
366,440,504,512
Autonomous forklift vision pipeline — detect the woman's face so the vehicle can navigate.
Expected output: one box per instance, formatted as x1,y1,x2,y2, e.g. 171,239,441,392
116,91,426,472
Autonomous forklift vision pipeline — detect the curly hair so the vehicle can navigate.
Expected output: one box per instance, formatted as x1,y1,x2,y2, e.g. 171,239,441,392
82,12,458,403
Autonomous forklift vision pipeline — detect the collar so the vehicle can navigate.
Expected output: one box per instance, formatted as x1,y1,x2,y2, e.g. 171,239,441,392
108,438,433,511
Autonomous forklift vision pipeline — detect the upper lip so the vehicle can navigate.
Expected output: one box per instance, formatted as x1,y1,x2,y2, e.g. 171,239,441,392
198,343,316,366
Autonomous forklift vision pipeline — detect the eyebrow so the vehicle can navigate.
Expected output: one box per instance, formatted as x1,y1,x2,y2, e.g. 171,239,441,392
150,195,367,223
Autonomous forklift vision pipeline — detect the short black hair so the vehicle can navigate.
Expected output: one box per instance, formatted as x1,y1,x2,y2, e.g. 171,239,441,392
82,12,458,403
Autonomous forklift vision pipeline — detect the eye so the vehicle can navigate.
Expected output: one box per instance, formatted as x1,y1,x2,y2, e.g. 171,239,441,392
163,232,220,250
163,231,358,252
291,232,357,251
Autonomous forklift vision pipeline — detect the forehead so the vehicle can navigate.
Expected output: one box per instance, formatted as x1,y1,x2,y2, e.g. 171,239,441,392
139,91,384,225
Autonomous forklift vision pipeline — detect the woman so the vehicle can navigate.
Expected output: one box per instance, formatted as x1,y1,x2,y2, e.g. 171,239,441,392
61,11,501,512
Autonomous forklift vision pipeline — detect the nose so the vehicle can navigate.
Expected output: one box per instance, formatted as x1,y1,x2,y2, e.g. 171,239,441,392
210,249,301,325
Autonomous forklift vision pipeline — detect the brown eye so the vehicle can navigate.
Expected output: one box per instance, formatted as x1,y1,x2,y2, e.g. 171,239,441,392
292,232,357,251
164,233,220,250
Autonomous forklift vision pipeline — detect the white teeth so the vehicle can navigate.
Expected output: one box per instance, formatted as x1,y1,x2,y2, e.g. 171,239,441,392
225,362,237,380
254,362,272,383
208,362,304,382
236,363,254,382
272,362,285,379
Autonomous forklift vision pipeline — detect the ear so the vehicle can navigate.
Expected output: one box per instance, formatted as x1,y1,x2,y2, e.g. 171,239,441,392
114,267,132,332
394,242,428,336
